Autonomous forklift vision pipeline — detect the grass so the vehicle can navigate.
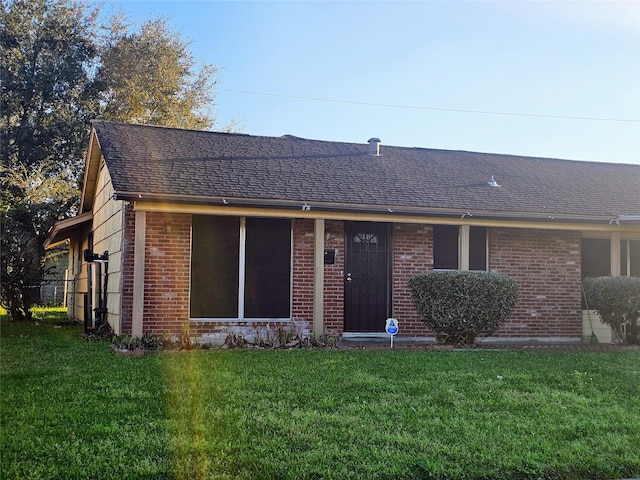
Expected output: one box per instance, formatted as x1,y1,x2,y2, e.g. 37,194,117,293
1,311,639,479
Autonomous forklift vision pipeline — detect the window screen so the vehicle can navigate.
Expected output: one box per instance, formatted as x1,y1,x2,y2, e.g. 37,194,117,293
190,216,239,318
621,239,640,277
244,218,291,318
469,226,487,271
581,238,610,279
433,225,459,269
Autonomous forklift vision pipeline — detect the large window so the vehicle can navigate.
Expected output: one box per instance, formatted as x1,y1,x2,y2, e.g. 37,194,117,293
244,218,291,318
191,216,240,318
469,226,488,271
621,239,640,277
581,238,610,279
190,216,291,319
433,225,487,270
433,225,459,269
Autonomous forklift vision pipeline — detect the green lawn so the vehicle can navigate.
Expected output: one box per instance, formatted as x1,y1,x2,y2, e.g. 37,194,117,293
1,312,639,479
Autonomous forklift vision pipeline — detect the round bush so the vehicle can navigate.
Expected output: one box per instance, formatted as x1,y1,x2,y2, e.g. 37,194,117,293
409,271,518,345
583,276,640,344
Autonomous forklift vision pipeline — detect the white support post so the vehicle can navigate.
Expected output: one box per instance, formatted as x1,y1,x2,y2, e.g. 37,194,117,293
610,232,621,277
313,218,325,337
132,210,146,338
63,269,69,309
459,225,470,271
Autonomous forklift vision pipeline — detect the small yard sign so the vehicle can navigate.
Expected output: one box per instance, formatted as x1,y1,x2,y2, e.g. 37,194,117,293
385,318,399,348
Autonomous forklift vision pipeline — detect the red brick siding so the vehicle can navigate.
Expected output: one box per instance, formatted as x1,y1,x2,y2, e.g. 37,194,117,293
324,220,345,335
121,212,583,340
120,204,135,333
143,212,192,334
392,224,433,336
390,225,582,339
291,219,314,330
489,228,582,338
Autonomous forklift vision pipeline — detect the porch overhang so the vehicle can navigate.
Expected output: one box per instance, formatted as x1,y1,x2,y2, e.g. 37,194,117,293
44,212,94,249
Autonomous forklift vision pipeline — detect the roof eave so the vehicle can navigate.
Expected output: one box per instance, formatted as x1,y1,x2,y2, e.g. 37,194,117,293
113,191,616,225
44,211,94,249
79,127,102,213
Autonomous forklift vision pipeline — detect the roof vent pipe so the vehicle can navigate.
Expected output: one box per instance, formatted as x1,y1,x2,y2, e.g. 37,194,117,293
368,138,381,156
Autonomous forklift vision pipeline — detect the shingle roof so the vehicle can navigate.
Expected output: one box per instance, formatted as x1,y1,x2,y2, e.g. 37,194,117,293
91,120,640,221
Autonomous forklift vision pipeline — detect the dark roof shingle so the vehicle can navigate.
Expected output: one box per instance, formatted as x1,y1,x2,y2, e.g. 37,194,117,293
91,120,640,219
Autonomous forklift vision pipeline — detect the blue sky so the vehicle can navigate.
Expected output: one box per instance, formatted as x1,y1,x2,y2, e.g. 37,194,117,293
100,1,640,165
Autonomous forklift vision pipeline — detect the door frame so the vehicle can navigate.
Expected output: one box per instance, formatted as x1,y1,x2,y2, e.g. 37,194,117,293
343,221,393,333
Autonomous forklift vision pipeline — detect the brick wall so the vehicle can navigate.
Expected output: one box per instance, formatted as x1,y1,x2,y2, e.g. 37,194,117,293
120,204,135,333
392,224,433,336
324,220,345,335
489,228,582,338
388,225,582,339
143,212,192,334
123,214,326,337
291,219,314,330
120,213,583,340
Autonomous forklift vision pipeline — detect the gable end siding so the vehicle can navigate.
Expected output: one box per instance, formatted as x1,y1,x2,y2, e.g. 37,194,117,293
92,164,124,334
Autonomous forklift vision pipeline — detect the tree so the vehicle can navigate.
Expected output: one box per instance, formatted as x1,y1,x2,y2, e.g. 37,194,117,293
0,164,78,320
1,0,234,319
96,16,221,130
1,0,99,320
0,0,99,180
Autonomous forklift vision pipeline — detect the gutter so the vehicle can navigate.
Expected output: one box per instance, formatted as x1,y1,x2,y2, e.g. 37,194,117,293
112,191,618,225
611,214,640,224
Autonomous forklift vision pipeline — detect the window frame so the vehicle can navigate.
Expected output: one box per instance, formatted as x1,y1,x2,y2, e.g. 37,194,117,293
580,237,611,279
620,238,640,277
189,215,293,322
580,235,639,279
432,224,488,271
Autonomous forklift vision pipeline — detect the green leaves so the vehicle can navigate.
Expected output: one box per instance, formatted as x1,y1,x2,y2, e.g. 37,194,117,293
409,271,519,345
1,0,235,316
96,17,220,130
583,276,640,344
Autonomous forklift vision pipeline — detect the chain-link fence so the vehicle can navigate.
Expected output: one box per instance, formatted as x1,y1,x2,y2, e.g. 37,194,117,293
40,280,67,306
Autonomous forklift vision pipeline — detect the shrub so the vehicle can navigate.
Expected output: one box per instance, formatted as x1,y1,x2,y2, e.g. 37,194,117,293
222,326,339,349
409,271,518,346
583,276,640,344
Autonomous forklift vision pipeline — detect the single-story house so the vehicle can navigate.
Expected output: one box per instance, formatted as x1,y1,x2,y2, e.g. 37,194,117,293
45,121,640,344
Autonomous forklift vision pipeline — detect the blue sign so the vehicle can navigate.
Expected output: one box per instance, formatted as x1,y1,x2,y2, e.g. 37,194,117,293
385,318,399,336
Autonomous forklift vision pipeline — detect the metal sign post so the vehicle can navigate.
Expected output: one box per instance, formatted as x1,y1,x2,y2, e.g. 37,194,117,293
385,318,399,348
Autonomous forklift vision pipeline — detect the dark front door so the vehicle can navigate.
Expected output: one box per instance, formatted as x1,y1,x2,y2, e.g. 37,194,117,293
344,222,391,332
